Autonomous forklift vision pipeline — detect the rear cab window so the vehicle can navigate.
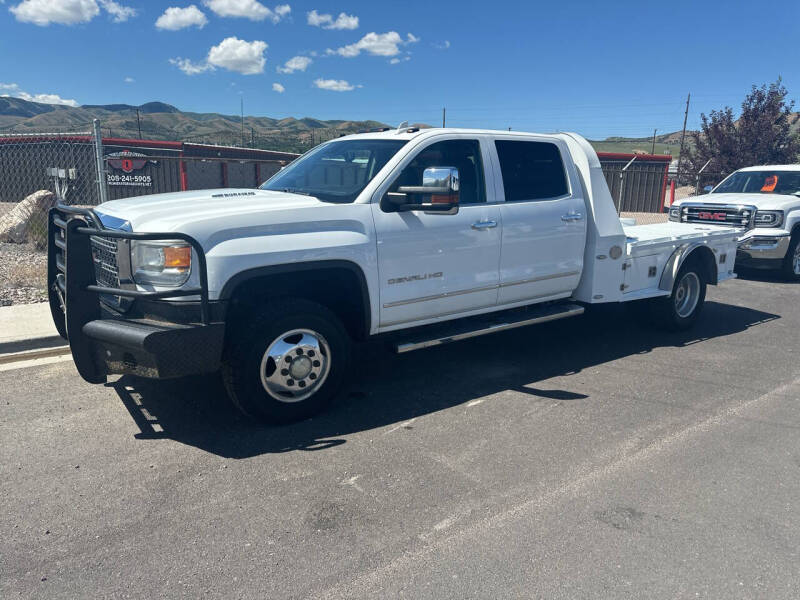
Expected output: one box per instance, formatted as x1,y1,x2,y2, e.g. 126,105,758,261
494,140,569,201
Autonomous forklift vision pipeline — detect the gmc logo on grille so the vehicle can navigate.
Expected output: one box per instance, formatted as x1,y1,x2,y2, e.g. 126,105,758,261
697,211,727,221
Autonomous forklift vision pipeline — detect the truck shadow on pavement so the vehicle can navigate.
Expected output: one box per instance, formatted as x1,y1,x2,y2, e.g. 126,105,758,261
735,267,798,284
110,300,779,458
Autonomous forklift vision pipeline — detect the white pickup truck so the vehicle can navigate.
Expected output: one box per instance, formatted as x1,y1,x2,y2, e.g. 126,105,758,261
49,128,739,422
669,165,800,281
669,164,800,280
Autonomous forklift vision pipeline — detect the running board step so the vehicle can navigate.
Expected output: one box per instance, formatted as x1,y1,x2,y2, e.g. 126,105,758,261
393,302,585,353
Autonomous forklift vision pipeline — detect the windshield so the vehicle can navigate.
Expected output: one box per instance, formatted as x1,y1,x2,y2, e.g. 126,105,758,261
260,139,408,203
712,170,800,196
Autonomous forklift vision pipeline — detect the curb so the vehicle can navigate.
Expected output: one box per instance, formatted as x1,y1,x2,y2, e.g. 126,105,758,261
0,335,68,357
0,344,71,365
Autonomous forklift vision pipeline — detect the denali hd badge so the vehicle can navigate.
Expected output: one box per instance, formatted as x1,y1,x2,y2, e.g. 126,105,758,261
388,272,443,285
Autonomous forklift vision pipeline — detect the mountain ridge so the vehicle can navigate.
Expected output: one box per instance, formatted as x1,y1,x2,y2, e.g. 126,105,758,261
0,97,388,153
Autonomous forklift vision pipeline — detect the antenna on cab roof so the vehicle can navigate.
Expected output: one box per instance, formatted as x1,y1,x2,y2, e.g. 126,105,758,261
396,121,409,133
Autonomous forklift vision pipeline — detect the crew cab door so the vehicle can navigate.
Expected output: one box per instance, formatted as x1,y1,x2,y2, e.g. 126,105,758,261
372,137,501,328
491,138,586,304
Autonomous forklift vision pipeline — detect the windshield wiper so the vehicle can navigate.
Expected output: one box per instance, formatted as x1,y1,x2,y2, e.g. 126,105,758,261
281,188,312,196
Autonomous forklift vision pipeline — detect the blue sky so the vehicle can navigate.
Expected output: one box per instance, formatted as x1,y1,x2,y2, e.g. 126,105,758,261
1,0,798,139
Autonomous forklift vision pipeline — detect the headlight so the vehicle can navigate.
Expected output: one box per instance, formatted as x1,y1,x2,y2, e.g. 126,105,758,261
668,206,681,222
753,210,784,228
131,240,192,287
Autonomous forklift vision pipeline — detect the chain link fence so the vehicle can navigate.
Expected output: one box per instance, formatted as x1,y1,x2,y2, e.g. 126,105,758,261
0,131,98,205
0,129,293,246
0,125,294,305
0,132,100,255
666,171,728,206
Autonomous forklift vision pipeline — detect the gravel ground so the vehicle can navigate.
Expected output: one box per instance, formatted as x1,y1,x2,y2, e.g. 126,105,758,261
620,211,669,225
0,242,47,306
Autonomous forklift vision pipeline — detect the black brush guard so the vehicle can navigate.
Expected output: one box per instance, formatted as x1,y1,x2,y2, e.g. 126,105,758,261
48,205,224,383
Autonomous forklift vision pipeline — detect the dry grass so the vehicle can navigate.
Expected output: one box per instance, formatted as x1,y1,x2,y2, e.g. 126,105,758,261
5,260,46,288
0,242,47,305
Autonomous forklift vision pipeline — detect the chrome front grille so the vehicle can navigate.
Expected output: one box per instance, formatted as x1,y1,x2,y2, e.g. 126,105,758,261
680,204,755,228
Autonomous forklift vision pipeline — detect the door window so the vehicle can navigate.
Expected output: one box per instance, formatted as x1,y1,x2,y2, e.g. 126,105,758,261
390,139,486,205
495,140,568,201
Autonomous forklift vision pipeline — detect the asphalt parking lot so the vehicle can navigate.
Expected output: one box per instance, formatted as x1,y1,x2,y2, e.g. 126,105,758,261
2,271,799,599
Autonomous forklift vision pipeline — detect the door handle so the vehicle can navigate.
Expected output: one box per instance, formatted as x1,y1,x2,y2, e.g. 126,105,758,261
561,212,583,222
471,220,498,230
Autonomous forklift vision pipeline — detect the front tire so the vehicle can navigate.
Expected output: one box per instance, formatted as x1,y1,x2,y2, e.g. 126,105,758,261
650,261,707,331
222,298,352,423
782,232,800,282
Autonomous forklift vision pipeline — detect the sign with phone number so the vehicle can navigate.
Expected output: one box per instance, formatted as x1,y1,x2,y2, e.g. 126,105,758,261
106,173,152,187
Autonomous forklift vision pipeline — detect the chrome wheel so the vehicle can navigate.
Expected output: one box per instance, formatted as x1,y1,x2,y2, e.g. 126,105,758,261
259,329,331,403
674,271,701,318
793,244,800,275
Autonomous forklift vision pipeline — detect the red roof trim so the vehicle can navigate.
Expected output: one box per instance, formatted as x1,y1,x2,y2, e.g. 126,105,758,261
103,137,183,149
183,142,297,158
597,152,672,162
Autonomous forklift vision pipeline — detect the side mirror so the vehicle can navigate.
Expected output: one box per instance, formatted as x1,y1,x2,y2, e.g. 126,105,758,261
385,166,460,213
703,185,714,193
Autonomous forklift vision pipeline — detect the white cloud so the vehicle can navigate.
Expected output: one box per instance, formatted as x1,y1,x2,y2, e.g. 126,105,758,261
313,78,358,92
203,0,290,23
169,57,213,75
328,31,418,58
307,9,357,30
433,40,450,49
272,82,285,93
98,0,135,22
389,56,410,65
171,37,267,75
156,5,207,30
9,0,134,25
0,82,79,106
208,37,267,74
9,0,99,25
277,55,311,74
124,76,135,83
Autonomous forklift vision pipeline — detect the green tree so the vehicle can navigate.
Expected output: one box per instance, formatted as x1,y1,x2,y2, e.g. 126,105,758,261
683,79,800,181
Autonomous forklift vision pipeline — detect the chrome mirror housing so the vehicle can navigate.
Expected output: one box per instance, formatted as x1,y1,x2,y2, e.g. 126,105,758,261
390,166,460,214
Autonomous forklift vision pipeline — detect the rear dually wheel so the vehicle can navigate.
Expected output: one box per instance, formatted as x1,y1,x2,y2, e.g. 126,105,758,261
650,260,707,331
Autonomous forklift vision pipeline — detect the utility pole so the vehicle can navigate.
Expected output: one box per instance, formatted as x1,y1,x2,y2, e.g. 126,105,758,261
240,97,245,147
251,127,255,147
136,108,142,139
676,93,690,183
442,107,446,128
651,128,657,154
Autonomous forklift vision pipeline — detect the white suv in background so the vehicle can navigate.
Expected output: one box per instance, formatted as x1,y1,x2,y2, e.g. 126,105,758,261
669,165,800,280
